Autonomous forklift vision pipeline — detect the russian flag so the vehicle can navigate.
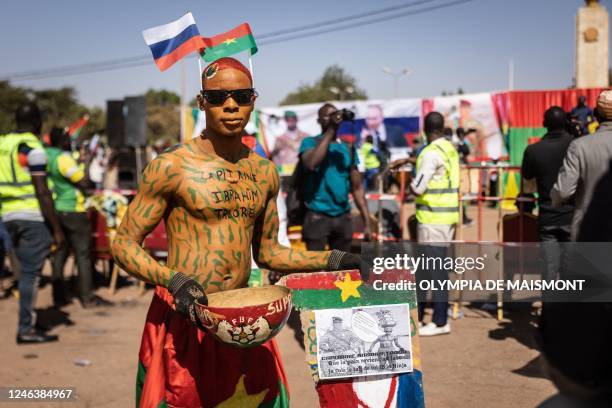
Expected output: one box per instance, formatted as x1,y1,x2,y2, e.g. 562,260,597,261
142,12,205,72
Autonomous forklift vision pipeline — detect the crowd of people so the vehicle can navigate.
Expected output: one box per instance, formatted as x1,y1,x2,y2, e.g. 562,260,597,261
0,103,116,344
276,90,612,403
0,56,610,404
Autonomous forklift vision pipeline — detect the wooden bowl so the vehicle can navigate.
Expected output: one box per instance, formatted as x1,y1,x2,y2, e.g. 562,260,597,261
194,285,292,348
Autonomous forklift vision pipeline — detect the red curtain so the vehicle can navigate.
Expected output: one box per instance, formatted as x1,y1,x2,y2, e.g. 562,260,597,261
508,88,605,128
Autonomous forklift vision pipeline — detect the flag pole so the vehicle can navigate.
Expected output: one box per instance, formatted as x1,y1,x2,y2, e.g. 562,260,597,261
180,59,186,143
248,51,255,88
198,55,203,91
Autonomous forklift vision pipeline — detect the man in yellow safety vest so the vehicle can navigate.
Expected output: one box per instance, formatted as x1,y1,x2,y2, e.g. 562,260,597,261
0,103,65,344
411,111,459,337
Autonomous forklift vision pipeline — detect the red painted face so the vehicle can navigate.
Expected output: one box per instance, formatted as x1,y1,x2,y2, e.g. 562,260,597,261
197,65,256,138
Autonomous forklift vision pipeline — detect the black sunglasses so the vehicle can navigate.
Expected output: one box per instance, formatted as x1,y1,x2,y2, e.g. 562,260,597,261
200,88,257,105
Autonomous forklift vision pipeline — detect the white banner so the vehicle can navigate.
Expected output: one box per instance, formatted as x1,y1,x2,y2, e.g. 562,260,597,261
429,93,505,160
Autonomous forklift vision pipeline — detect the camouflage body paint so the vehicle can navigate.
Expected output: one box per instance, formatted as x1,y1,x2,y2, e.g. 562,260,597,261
112,137,330,293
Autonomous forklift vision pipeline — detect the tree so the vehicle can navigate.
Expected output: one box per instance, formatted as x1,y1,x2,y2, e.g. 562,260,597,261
145,89,180,107
34,87,88,135
0,82,182,144
280,65,367,105
145,89,181,143
0,81,100,138
0,81,30,134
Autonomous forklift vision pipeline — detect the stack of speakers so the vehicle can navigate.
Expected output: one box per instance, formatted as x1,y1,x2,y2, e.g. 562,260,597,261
106,96,147,189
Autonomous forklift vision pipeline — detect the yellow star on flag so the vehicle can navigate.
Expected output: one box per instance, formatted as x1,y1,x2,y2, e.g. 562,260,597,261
216,375,268,408
223,37,237,45
334,272,362,302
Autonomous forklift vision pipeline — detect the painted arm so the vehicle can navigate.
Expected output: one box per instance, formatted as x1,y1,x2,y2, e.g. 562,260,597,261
111,155,176,286
252,166,330,271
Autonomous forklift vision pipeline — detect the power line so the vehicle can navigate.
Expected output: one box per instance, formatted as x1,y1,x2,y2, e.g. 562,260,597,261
4,0,441,80
259,0,475,46
257,0,436,39
1,0,475,81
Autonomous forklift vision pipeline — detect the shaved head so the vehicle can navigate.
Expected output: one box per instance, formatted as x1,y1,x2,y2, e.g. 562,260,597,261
424,111,444,140
15,102,42,135
544,106,566,131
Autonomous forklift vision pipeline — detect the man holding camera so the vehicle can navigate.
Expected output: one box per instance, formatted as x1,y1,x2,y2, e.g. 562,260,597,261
299,103,372,250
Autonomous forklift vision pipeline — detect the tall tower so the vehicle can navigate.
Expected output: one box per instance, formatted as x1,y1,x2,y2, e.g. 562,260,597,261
576,0,609,88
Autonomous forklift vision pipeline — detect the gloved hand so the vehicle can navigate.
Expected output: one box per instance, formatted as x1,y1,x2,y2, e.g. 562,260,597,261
327,250,371,282
168,272,208,328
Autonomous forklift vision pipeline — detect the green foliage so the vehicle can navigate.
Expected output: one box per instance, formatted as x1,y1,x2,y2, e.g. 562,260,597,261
280,65,367,105
0,81,30,134
0,82,181,144
145,89,180,107
0,81,101,138
145,89,181,143
34,87,87,135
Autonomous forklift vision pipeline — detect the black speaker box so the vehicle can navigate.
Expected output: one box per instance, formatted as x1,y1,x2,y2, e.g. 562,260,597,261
106,100,125,148
124,96,147,147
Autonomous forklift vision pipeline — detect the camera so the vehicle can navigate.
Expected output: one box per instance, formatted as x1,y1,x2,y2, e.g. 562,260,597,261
334,108,355,122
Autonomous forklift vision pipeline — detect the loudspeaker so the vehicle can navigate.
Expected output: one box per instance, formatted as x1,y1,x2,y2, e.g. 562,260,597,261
106,100,125,148
116,147,147,189
124,96,147,147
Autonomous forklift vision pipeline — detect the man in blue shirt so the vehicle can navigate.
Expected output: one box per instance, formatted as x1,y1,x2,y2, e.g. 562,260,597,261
299,103,371,251
570,95,594,135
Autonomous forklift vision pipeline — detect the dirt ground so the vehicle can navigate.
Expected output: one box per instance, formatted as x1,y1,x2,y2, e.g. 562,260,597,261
0,207,557,407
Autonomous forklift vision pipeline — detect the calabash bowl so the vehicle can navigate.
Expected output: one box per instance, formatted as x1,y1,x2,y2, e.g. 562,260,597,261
194,285,292,348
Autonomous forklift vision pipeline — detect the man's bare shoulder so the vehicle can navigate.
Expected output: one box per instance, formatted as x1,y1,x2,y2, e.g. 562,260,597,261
141,143,195,194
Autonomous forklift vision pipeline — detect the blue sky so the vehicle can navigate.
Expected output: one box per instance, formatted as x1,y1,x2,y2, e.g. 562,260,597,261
1,0,610,108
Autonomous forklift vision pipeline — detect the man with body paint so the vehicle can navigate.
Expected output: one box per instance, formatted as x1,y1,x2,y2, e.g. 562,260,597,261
112,57,367,408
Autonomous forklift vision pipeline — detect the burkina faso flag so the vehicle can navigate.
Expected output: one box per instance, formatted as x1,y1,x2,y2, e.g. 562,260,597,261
200,23,257,62
280,270,425,408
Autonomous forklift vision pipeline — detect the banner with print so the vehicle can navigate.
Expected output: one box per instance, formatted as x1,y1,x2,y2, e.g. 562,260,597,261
258,98,421,175
423,92,506,160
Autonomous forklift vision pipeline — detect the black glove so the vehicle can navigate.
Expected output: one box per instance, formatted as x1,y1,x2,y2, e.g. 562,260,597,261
168,272,208,328
327,250,371,282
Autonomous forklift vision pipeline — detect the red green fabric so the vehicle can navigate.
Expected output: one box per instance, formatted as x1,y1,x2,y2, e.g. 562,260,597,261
508,127,546,165
506,88,605,165
136,286,289,408
200,23,257,62
287,270,417,311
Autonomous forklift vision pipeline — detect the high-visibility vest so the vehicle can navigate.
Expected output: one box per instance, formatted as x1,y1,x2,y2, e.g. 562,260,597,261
415,138,460,225
0,133,42,216
360,142,380,170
